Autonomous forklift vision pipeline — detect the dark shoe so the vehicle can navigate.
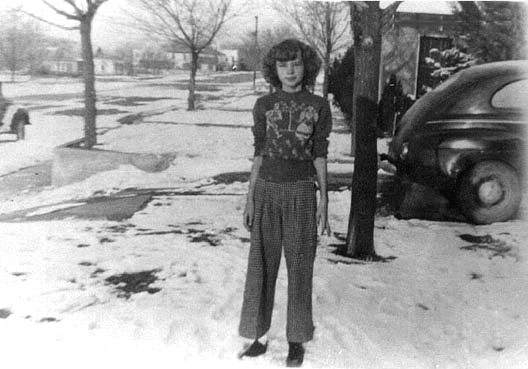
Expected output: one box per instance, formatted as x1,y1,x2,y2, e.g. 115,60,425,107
238,340,267,358
286,342,304,367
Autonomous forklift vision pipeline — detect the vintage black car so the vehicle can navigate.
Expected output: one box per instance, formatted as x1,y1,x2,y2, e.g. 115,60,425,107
387,60,527,224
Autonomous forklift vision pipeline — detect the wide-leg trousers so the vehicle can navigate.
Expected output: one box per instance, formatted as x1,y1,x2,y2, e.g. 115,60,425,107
239,178,318,343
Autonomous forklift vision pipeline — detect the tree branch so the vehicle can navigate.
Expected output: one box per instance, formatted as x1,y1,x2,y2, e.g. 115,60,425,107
19,9,79,30
42,0,81,20
63,0,83,16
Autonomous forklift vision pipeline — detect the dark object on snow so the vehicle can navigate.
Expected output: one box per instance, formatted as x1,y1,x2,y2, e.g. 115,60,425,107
385,60,527,224
0,104,29,140
0,308,12,319
238,340,268,358
104,269,161,299
286,342,305,367
11,108,30,127
459,233,495,244
377,74,414,137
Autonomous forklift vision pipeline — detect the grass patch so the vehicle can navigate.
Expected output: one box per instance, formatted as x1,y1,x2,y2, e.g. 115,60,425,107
102,96,173,107
144,82,220,92
195,93,222,101
52,108,128,116
118,113,142,124
199,73,258,84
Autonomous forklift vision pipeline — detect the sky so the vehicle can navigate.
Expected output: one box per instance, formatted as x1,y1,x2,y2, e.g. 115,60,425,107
1,0,286,50
1,0,456,51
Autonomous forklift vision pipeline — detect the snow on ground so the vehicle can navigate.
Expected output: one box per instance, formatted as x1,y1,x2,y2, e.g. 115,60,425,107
1,192,527,369
0,71,527,369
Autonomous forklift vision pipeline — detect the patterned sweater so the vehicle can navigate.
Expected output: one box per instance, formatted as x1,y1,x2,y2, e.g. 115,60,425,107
252,89,332,182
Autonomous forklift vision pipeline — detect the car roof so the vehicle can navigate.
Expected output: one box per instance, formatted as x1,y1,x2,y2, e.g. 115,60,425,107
394,61,528,142
456,60,528,81
407,60,528,118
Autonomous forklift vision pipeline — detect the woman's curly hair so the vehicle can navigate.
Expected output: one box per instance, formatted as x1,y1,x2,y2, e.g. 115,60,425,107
262,39,321,89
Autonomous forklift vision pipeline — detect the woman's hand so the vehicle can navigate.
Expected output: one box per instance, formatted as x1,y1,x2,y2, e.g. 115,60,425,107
243,199,255,232
316,198,331,236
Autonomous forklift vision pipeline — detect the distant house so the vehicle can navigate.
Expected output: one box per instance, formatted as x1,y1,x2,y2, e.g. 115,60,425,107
42,57,82,75
42,47,126,76
167,43,225,72
93,48,126,75
381,2,460,97
132,47,174,74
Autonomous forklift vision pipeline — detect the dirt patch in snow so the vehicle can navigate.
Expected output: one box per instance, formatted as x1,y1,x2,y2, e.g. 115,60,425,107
0,308,12,319
459,233,518,259
105,269,162,299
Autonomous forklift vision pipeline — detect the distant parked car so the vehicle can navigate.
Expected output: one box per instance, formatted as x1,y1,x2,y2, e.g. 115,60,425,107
386,60,527,224
0,97,30,140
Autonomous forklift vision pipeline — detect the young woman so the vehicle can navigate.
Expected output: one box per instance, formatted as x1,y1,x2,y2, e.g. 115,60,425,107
238,39,332,367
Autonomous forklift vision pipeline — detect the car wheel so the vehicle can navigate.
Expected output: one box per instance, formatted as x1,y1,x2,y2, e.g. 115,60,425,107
457,161,521,224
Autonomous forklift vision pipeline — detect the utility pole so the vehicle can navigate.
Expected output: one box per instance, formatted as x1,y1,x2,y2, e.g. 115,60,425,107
253,15,258,90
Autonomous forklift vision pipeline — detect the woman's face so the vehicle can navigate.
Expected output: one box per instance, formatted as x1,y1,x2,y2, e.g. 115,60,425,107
276,52,304,92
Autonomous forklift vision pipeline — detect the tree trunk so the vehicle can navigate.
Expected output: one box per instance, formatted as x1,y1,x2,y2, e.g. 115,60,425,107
322,4,332,98
80,19,97,149
188,51,199,111
322,61,330,98
344,2,381,259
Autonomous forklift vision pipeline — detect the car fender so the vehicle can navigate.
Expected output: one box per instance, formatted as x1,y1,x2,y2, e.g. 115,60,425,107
437,137,522,179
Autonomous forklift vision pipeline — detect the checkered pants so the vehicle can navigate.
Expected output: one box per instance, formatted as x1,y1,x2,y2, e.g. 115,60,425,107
239,178,317,343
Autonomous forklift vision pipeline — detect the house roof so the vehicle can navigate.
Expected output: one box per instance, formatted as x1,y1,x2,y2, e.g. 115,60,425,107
381,1,455,15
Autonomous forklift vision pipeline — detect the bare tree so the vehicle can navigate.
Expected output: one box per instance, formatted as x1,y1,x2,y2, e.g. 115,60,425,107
24,0,109,148
343,1,400,259
129,0,235,110
274,0,350,97
236,25,298,73
0,10,44,81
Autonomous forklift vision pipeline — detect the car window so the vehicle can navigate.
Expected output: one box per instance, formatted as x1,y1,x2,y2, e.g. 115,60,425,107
491,79,528,109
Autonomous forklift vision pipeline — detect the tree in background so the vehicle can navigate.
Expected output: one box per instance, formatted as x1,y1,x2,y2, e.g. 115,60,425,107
421,47,474,93
236,25,298,73
24,0,109,149
130,0,235,111
274,0,350,97
0,10,45,81
328,47,355,151
110,42,139,76
453,1,527,62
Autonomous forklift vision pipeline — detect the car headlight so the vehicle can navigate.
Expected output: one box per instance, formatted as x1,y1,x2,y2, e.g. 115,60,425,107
400,142,409,160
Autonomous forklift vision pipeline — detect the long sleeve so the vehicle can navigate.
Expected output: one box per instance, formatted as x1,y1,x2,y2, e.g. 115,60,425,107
252,98,267,157
312,101,332,158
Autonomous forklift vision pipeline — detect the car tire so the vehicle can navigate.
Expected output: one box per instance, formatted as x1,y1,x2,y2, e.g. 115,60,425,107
457,161,521,224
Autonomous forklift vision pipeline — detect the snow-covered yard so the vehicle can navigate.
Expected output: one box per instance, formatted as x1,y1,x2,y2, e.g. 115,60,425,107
0,72,527,369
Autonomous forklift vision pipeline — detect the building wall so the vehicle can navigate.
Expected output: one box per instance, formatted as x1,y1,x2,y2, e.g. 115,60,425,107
43,60,80,75
381,12,459,97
